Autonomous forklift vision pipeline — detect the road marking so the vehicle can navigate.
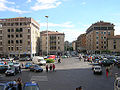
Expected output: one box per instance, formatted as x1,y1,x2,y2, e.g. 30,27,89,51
31,76,48,82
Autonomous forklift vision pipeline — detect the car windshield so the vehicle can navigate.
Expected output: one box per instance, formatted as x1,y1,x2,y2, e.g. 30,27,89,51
95,67,100,69
24,86,39,90
0,85,4,90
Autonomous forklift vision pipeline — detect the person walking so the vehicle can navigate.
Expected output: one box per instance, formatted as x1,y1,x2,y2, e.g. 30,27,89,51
17,77,22,90
49,64,53,71
58,58,61,63
106,67,109,78
53,64,55,72
46,64,48,72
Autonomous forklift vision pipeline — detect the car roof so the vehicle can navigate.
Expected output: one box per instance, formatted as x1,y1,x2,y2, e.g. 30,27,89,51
94,66,101,68
24,82,38,86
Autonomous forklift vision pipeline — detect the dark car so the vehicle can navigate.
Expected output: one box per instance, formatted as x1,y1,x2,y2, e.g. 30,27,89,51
25,63,32,69
30,65,43,72
101,60,114,66
5,66,20,76
23,82,40,90
0,81,18,90
0,65,9,73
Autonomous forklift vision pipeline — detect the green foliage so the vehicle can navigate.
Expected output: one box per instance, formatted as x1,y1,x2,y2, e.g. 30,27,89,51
45,59,55,63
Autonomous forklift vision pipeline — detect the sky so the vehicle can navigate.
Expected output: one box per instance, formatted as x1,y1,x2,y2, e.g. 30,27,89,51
0,0,120,42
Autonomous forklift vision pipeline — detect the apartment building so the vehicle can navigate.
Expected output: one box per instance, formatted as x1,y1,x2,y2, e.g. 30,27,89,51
108,35,120,52
0,17,40,58
40,31,64,56
76,33,86,52
86,21,115,53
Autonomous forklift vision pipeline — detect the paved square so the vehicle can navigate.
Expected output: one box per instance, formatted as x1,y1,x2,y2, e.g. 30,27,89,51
31,76,48,82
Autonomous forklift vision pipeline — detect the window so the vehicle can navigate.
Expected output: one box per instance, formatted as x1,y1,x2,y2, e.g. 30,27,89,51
16,47,19,50
11,29,14,32
113,40,116,44
58,37,60,39
114,45,116,49
28,41,30,45
28,35,30,39
11,40,14,44
58,42,60,44
8,47,10,50
96,41,99,44
16,34,19,38
20,40,22,43
101,46,103,48
96,31,99,34
20,34,22,37
104,32,106,34
16,40,19,44
104,41,106,44
104,37,106,39
8,40,10,44
108,32,110,35
101,32,103,34
108,27,113,30
16,28,19,32
8,29,10,32
8,35,10,38
96,37,99,39
0,30,2,34
104,46,106,49
0,36,2,40
101,36,103,39
0,42,2,45
11,47,13,51
0,47,3,51
20,28,23,32
11,35,14,38
96,46,98,49
28,28,30,33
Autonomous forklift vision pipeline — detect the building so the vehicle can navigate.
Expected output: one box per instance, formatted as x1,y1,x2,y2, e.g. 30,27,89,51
86,21,115,53
108,35,120,53
76,33,86,52
40,31,65,56
0,17,40,58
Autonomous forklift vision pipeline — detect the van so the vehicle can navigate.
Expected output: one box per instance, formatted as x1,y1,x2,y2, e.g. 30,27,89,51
32,56,46,65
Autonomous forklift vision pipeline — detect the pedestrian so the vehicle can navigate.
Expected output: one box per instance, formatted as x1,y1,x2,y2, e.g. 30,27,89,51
58,58,61,63
46,64,48,72
49,64,53,71
106,67,109,78
53,64,55,72
21,63,24,67
76,86,82,90
19,66,21,73
17,77,22,90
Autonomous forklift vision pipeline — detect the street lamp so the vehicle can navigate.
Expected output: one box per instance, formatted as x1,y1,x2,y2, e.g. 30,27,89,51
45,16,48,56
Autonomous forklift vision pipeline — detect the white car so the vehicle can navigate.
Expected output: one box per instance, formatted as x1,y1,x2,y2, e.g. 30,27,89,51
32,56,46,65
114,77,120,90
93,66,102,74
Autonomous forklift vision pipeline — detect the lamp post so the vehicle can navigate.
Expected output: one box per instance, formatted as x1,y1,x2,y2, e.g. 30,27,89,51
45,16,49,56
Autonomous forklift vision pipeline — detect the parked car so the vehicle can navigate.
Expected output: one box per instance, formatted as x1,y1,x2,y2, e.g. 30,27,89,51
114,77,120,90
100,60,114,66
93,66,102,74
23,82,40,90
0,65,9,73
5,66,20,76
25,63,32,69
0,81,18,90
30,65,43,72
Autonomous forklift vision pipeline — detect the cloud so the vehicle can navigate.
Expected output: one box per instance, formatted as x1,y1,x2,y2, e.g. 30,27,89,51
40,22,75,28
60,29,85,42
26,0,32,3
31,0,62,10
81,1,86,5
0,0,29,14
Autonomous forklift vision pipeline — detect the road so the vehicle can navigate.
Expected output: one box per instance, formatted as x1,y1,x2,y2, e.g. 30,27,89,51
1,57,119,90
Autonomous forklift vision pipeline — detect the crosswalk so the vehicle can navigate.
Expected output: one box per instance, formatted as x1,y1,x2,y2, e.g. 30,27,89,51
31,76,48,82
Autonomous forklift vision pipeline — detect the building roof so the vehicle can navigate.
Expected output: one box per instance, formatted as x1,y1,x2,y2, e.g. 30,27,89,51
108,35,120,39
41,31,64,35
92,21,114,26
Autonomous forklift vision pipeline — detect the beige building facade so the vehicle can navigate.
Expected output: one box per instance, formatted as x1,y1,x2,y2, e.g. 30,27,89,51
76,33,86,52
108,35,120,52
86,21,115,53
40,31,64,56
0,17,40,58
